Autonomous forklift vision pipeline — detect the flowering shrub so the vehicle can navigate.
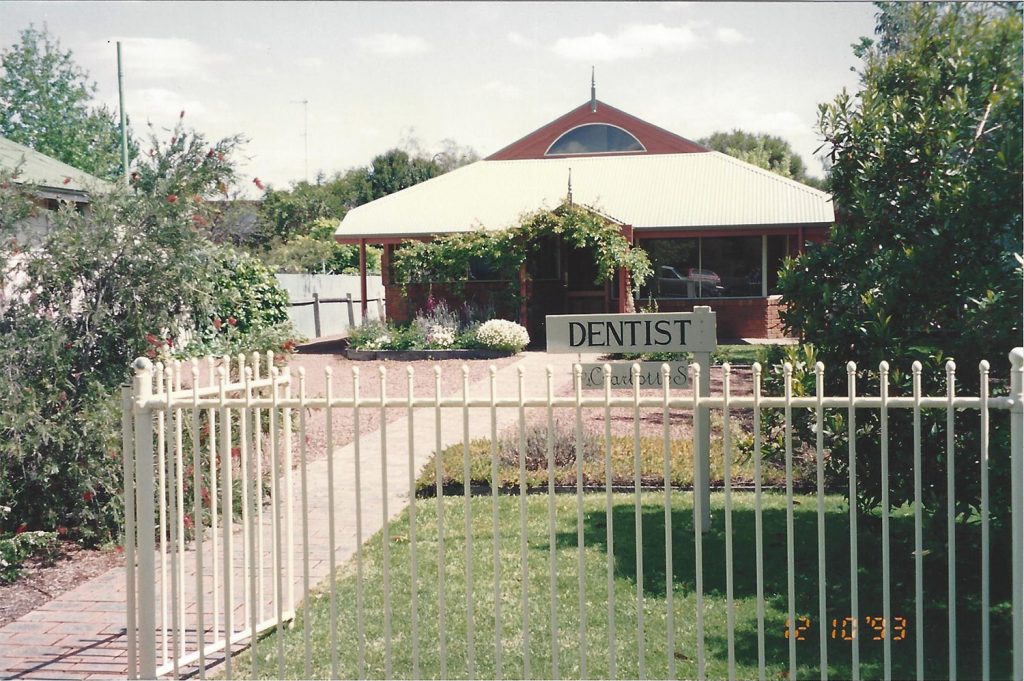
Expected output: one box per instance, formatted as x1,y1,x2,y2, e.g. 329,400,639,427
422,323,455,349
0,506,57,584
413,299,460,349
473,319,530,352
349,315,528,354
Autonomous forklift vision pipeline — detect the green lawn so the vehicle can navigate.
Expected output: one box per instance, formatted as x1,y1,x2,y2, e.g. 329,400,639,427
239,491,1013,680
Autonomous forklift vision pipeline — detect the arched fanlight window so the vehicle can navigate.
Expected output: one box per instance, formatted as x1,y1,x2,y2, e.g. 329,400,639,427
545,123,646,156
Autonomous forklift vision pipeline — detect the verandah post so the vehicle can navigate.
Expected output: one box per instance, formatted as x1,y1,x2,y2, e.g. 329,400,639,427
132,358,156,680
359,238,368,322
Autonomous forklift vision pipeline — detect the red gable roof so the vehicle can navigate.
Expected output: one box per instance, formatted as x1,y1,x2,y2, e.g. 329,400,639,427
485,100,707,160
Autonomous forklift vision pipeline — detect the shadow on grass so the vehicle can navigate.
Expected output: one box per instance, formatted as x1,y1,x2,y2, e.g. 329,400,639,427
553,494,1015,680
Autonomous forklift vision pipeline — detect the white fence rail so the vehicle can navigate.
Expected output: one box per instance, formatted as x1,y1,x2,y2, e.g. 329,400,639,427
123,348,1024,680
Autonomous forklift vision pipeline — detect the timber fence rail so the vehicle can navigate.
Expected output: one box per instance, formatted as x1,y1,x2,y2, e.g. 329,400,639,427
122,347,1024,680
288,293,385,338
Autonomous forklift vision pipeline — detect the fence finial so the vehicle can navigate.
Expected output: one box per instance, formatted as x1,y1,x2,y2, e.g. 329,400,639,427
133,357,153,399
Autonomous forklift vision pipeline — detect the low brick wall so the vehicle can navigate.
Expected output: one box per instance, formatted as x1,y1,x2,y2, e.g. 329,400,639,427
652,295,790,339
386,282,517,325
388,284,791,341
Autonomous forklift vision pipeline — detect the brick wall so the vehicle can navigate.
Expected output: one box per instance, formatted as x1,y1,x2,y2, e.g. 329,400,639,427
386,281,517,324
388,284,791,341
652,295,790,340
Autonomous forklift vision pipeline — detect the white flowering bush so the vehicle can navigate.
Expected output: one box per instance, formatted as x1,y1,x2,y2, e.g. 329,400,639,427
474,319,530,353
424,323,456,349
363,333,392,350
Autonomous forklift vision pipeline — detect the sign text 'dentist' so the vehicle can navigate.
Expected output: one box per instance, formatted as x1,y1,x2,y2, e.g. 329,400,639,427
546,310,716,354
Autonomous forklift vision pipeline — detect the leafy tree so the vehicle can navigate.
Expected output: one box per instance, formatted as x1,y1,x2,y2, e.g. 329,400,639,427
255,142,475,270
778,3,1022,520
0,120,296,543
363,148,442,202
0,25,136,181
260,218,380,275
698,129,817,186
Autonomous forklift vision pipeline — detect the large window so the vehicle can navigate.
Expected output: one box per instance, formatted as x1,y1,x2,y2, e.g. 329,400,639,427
638,235,793,299
546,124,645,155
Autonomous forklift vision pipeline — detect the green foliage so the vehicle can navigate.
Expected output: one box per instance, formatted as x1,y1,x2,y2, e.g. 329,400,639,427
259,218,381,275
415,418,776,495
258,176,365,245
0,507,57,584
181,244,300,359
699,129,816,185
256,142,475,249
777,4,1022,520
392,204,652,303
0,25,137,181
0,120,290,544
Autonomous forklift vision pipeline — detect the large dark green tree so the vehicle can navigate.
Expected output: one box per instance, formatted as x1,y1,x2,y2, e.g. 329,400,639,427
0,25,135,181
777,3,1022,519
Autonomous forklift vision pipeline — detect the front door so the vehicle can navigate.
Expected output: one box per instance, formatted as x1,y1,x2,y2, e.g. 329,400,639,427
564,242,609,315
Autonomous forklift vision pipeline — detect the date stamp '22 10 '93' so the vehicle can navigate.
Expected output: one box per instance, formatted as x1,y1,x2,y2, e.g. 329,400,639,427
784,616,909,641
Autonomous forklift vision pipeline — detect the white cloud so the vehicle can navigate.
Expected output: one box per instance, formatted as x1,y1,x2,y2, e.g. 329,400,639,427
129,87,208,119
552,23,701,61
354,33,430,57
507,31,536,48
294,56,325,70
92,37,231,83
714,27,749,45
483,80,522,101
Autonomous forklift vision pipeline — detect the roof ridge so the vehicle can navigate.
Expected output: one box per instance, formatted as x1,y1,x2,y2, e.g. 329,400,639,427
705,150,830,200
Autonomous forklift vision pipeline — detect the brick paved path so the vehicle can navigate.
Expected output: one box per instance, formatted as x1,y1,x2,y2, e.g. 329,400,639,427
0,352,590,680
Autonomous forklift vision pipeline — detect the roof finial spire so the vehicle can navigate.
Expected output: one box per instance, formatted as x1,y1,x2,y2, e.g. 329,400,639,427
590,66,597,113
567,167,573,206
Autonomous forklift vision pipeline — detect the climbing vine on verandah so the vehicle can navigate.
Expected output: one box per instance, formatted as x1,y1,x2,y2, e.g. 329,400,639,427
391,204,652,302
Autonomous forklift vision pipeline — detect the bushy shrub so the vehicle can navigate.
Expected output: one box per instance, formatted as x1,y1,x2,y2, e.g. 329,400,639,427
0,121,298,546
412,300,459,349
350,308,528,355
497,419,601,471
258,219,381,275
0,527,57,585
181,244,300,359
473,319,530,353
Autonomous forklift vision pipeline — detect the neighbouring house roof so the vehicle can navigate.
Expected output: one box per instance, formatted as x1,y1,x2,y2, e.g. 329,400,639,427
337,151,834,242
0,135,112,203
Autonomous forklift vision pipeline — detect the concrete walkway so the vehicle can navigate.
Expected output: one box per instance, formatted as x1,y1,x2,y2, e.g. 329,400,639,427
0,351,596,680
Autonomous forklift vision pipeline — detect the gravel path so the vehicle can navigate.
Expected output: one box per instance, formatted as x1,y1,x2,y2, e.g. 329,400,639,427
286,353,519,465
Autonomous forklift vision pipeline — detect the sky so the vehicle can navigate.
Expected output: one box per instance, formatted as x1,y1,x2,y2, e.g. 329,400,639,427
1,2,879,196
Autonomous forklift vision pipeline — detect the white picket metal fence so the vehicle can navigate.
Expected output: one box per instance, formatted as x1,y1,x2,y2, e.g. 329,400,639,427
123,347,1024,680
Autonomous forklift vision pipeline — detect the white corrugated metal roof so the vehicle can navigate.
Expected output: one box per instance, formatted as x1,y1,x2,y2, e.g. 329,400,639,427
337,151,833,240
0,135,111,199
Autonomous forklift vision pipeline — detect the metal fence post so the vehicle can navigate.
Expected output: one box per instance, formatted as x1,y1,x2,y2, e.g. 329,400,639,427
132,358,156,680
1010,347,1023,681
691,306,714,532
312,292,321,338
346,292,355,329
693,349,712,532
121,386,137,680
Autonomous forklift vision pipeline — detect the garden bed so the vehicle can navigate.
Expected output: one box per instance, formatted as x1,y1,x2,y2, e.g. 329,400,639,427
342,347,515,361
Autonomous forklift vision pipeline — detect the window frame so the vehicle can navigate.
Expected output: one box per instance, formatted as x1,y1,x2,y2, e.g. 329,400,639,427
544,123,647,157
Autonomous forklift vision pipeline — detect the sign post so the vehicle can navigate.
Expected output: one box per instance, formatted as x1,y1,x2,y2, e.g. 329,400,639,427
546,307,717,532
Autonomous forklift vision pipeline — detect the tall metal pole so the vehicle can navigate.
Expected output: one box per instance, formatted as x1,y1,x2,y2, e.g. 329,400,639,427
117,42,129,187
